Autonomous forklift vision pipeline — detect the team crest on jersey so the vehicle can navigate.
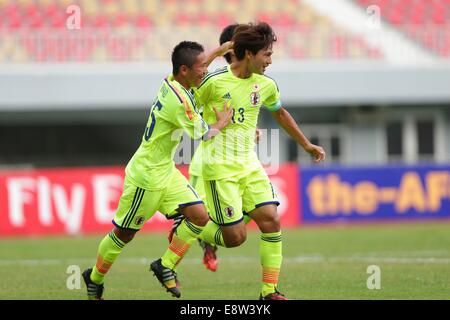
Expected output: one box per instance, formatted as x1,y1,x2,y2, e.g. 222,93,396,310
250,92,260,106
135,216,145,226
224,206,235,218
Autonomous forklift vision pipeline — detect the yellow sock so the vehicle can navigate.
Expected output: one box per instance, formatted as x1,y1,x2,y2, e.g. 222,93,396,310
260,231,282,296
161,219,204,270
198,220,224,247
90,230,125,284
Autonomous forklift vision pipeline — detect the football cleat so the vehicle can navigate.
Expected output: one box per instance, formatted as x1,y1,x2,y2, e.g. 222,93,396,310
259,289,288,300
199,239,218,272
82,268,104,300
150,258,181,298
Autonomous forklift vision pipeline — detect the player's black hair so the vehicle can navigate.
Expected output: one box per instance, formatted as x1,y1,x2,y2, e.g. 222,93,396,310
232,22,277,61
172,41,204,75
219,24,239,64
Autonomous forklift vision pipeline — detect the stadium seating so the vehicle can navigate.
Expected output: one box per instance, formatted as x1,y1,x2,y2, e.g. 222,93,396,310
355,0,450,57
0,0,382,62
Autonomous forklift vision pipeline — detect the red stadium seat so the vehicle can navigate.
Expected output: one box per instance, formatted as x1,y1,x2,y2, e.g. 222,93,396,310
354,0,450,57
93,14,109,28
113,14,129,27
174,12,191,26
216,13,232,29
135,14,152,28
0,0,384,62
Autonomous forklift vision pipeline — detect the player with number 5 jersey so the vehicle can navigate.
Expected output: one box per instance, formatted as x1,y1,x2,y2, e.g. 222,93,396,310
82,41,233,300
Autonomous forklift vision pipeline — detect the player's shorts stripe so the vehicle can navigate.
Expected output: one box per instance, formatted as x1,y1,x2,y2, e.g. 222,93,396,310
164,78,183,104
198,68,228,89
209,181,220,221
212,181,224,225
270,182,275,198
119,187,141,228
209,181,223,224
125,188,145,228
187,184,200,199
121,187,142,228
123,188,145,228
215,181,225,224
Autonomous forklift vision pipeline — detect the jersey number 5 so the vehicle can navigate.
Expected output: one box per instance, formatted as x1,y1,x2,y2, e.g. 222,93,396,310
144,100,163,141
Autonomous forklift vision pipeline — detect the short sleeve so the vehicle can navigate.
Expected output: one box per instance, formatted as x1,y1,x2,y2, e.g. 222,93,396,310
263,79,282,112
174,100,209,140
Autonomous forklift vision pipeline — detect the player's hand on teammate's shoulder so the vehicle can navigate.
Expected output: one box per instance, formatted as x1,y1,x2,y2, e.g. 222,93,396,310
305,143,326,163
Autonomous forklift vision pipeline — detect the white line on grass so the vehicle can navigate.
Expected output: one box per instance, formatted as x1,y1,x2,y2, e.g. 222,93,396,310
0,255,449,266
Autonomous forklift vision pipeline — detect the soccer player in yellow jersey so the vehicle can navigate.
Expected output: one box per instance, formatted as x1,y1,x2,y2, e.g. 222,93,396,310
167,24,244,272
82,41,233,300
193,22,325,300
186,24,257,272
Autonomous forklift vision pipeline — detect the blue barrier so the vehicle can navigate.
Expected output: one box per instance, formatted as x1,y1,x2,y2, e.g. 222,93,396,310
300,164,450,223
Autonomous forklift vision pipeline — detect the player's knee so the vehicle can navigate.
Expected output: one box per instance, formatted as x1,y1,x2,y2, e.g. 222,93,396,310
224,233,247,247
189,214,209,227
180,204,209,226
267,214,280,230
114,227,136,243
257,213,280,233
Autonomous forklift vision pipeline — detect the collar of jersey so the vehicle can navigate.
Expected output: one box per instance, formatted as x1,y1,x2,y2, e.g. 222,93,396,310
227,64,256,81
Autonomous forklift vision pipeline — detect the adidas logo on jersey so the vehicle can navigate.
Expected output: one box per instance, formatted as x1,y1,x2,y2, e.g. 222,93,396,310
222,92,232,100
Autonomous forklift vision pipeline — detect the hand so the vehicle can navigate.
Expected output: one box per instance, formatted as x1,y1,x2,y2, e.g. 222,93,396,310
304,143,326,163
216,41,234,57
255,128,262,144
213,102,233,130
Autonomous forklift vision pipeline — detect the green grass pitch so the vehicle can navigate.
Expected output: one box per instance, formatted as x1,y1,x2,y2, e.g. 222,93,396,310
1,221,449,300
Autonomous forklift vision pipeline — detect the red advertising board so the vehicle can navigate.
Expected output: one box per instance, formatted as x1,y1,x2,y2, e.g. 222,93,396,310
0,165,300,236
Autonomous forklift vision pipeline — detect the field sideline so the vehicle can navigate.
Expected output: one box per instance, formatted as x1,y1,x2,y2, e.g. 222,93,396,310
1,221,449,300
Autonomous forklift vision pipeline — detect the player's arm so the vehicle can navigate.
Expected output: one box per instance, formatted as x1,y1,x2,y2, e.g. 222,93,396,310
204,41,233,68
176,100,232,141
271,107,326,163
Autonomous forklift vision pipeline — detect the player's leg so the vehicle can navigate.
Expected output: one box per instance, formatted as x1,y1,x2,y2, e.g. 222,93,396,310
83,176,160,299
190,174,219,271
189,175,252,270
167,174,207,243
244,170,287,300
199,177,246,248
151,169,209,297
